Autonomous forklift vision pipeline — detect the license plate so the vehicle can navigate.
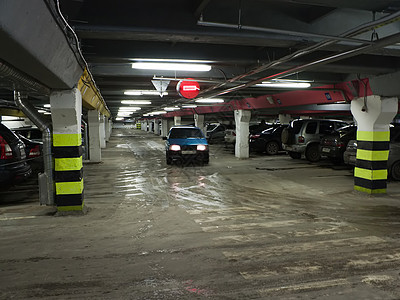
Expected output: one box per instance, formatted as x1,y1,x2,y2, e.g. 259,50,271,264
322,147,330,153
182,150,196,155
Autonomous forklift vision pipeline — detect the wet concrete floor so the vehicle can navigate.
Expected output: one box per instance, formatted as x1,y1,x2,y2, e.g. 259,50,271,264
1,128,400,299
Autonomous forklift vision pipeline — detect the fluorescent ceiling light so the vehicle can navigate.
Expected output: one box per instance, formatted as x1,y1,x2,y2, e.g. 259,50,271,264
121,100,152,105
38,109,47,113
164,107,180,111
43,104,51,108
151,111,168,115
195,98,224,103
132,62,211,72
124,90,168,96
256,79,311,88
182,105,198,108
133,58,214,64
118,106,141,111
115,117,124,121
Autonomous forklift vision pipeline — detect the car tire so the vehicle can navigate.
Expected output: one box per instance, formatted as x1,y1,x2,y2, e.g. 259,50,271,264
166,156,172,165
305,144,321,162
390,161,400,181
265,141,279,155
288,151,301,159
281,127,293,145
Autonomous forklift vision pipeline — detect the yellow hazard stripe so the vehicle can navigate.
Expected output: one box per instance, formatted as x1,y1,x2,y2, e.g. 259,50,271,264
354,167,387,181
55,157,83,171
356,149,389,161
57,202,84,212
53,133,82,147
354,186,386,194
55,180,83,195
357,131,390,142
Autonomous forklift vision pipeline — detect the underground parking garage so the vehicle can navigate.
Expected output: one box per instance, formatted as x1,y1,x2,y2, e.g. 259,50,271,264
2,0,400,298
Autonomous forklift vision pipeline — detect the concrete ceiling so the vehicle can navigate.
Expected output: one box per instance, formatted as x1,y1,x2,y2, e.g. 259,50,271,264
2,0,400,120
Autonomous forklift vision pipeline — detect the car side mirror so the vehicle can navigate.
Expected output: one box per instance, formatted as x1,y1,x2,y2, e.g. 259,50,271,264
162,136,167,140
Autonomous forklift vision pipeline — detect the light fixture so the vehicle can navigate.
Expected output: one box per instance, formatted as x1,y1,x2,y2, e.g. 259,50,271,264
256,79,311,89
132,62,211,72
182,105,198,108
164,107,180,111
150,111,168,115
124,90,168,96
195,98,224,103
121,100,152,105
118,106,141,111
37,109,47,113
115,117,124,121
43,104,51,108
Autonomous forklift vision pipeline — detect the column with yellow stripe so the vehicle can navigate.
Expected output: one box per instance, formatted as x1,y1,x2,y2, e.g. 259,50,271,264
50,89,84,212
354,130,390,194
351,95,398,194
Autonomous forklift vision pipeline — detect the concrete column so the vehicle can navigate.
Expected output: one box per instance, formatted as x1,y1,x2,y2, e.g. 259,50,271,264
279,114,291,125
194,114,206,136
88,110,101,163
351,95,398,194
154,119,160,135
99,114,106,148
234,110,251,159
174,116,181,126
141,121,146,131
161,119,169,137
50,88,84,213
105,118,111,142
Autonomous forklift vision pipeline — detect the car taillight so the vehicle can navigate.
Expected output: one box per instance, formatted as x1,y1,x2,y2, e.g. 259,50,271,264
0,136,13,159
29,145,41,157
298,136,305,143
250,134,260,139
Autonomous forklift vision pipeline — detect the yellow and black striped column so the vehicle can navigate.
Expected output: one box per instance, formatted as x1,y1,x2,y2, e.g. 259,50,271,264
53,133,84,211
354,131,390,194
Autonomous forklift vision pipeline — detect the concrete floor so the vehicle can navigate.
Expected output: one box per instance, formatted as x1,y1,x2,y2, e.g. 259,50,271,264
1,128,400,299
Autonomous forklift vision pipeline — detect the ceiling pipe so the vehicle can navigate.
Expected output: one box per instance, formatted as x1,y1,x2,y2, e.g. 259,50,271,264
197,21,375,45
199,10,400,95
204,32,400,98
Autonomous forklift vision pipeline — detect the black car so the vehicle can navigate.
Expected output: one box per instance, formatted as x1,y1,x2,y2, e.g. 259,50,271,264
250,125,286,155
319,124,357,163
16,134,43,171
0,123,32,187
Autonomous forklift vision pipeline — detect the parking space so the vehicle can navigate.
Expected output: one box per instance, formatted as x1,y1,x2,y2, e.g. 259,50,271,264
1,129,400,299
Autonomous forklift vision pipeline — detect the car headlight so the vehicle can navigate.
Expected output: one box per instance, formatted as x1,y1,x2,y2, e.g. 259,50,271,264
169,145,181,151
197,144,207,151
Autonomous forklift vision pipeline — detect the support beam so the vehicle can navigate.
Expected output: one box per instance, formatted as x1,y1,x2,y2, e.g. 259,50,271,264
88,110,102,163
50,89,84,212
99,114,106,148
234,110,251,159
194,114,206,136
351,95,398,194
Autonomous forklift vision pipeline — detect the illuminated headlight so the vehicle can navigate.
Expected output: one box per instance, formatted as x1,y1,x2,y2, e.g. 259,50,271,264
197,144,207,151
169,144,181,151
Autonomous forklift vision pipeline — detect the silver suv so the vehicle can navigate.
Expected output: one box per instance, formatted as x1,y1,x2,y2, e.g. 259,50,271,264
281,119,348,162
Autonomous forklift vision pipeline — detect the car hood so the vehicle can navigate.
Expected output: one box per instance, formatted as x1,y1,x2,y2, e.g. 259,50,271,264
168,138,208,146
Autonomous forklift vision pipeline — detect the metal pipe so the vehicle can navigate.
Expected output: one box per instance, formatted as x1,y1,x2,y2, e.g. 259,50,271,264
0,60,51,95
197,21,375,45
200,10,400,95
14,91,54,206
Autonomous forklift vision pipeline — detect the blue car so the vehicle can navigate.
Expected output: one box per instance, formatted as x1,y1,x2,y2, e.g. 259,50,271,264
163,126,209,165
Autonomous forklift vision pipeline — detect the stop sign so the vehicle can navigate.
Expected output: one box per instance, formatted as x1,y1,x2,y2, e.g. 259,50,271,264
177,79,200,99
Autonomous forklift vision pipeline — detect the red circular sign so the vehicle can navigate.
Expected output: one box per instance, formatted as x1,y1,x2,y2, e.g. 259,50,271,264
177,78,200,99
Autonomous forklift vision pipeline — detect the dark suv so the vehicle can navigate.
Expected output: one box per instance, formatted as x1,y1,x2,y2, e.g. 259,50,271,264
281,119,348,162
0,123,32,187
164,126,209,165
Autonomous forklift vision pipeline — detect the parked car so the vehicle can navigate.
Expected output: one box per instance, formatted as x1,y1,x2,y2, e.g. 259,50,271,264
281,119,349,162
0,123,32,187
163,126,209,165
250,125,287,155
206,123,234,144
344,126,400,180
319,124,357,163
224,128,236,145
12,127,42,142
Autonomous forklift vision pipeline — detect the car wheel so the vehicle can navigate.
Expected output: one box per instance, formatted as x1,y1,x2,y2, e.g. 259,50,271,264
281,127,293,145
305,144,321,162
166,156,172,165
288,151,301,159
265,141,279,155
390,161,400,181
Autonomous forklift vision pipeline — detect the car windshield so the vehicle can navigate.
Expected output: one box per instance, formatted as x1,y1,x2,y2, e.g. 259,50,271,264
338,125,356,138
169,128,203,139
